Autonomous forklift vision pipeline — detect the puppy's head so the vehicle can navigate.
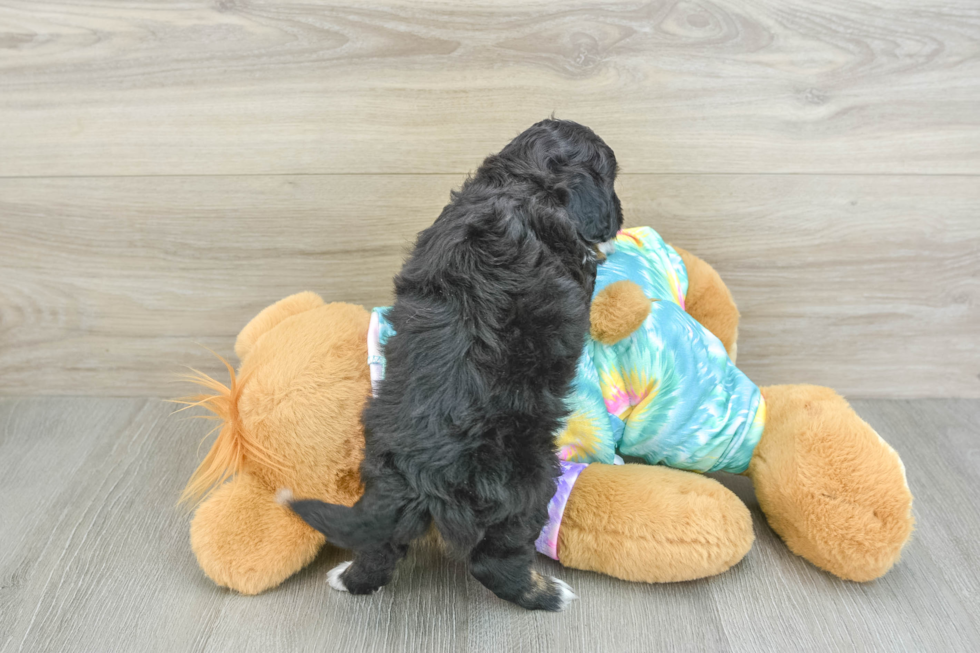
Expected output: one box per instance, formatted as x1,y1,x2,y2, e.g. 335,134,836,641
499,119,623,246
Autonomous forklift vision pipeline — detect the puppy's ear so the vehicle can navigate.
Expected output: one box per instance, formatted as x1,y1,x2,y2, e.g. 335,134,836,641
526,202,597,296
565,174,619,243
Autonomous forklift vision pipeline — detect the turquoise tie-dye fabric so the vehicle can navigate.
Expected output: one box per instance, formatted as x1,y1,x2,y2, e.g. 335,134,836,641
368,227,764,476
555,227,765,474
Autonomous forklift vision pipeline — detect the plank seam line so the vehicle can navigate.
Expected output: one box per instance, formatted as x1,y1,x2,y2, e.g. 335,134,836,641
2,172,979,180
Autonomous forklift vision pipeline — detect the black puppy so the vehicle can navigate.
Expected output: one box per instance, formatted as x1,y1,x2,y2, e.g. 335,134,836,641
289,119,622,611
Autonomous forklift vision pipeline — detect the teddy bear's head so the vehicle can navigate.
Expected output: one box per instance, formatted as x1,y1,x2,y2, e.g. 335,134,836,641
180,293,372,508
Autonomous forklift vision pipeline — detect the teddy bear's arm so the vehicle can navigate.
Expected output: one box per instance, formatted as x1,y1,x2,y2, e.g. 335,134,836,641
589,280,652,345
672,247,739,362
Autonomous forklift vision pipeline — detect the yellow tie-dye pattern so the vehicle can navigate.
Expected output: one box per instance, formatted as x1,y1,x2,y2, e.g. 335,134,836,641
555,411,605,462
628,377,660,424
754,394,767,427
598,365,659,423
597,366,632,418
667,268,684,308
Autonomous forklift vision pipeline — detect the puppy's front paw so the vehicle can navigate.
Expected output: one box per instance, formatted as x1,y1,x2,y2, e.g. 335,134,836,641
327,561,352,592
551,577,579,611
522,572,579,611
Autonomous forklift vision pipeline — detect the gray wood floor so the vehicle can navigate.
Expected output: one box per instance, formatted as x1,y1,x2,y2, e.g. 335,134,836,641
1,397,976,652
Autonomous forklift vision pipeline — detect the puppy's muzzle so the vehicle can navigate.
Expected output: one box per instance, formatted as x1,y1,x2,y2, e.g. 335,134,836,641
594,239,617,262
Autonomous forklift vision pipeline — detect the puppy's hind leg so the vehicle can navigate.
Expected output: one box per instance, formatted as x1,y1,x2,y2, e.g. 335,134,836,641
326,486,430,595
329,542,406,595
469,519,578,611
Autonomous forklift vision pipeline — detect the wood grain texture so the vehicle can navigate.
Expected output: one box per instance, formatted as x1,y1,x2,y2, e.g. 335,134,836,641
1,0,979,176
1,174,977,397
1,397,977,652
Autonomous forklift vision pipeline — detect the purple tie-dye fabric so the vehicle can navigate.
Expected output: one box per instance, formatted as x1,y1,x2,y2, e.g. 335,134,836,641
534,461,589,560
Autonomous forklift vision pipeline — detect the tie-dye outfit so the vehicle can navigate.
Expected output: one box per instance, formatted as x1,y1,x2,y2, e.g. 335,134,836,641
367,227,765,561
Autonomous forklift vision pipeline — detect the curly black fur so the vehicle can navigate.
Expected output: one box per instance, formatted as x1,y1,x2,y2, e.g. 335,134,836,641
290,119,622,611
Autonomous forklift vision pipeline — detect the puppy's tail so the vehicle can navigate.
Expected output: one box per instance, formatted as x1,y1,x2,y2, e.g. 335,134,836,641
284,496,394,550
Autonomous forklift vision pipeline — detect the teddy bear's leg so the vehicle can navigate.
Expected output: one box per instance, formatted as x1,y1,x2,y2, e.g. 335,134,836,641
557,464,754,582
190,474,325,595
747,385,914,581
673,246,739,361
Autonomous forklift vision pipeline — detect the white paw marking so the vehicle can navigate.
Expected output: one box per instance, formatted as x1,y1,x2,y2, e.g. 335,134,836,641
552,578,578,611
274,488,293,506
597,239,617,256
327,561,352,592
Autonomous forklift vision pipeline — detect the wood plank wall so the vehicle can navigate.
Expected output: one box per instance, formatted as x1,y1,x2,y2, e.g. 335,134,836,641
1,0,978,397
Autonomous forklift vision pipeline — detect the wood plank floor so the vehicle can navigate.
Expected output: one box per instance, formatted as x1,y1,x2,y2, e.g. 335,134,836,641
1,397,977,652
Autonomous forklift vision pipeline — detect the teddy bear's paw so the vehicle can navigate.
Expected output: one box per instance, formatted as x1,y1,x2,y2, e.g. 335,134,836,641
327,561,352,592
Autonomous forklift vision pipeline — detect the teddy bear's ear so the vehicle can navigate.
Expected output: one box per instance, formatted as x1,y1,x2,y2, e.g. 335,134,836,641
235,292,325,360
